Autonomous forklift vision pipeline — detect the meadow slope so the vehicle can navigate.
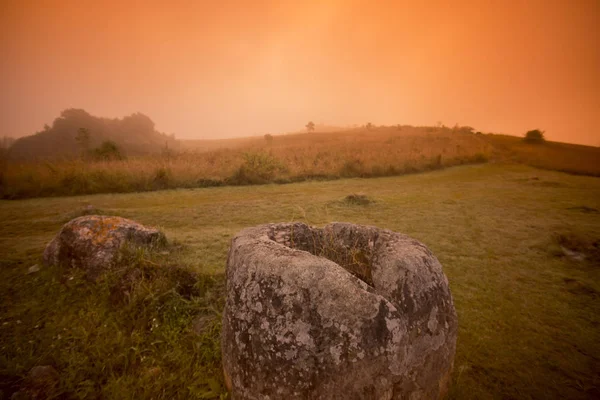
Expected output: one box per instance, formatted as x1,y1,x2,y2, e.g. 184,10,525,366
1,126,491,199
3,126,599,200
1,163,599,399
484,134,600,176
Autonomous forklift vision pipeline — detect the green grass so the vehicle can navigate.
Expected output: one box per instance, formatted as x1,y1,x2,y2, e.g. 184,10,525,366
485,134,600,176
1,163,599,399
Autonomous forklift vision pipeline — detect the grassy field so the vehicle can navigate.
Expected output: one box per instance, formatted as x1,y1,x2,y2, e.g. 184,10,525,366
484,134,600,176
0,127,491,199
0,163,599,399
3,126,599,201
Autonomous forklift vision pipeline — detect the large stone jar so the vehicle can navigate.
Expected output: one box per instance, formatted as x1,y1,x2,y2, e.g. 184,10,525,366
222,222,458,399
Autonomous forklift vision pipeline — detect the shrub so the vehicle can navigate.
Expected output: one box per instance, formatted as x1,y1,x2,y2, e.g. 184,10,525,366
428,154,443,169
228,152,287,184
152,167,172,189
524,129,545,144
472,153,488,163
264,134,273,144
339,159,365,177
91,141,125,161
343,193,375,205
61,169,90,194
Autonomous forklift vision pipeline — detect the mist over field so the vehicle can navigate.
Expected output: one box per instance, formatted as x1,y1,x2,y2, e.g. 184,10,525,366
0,1,599,400
1,0,599,146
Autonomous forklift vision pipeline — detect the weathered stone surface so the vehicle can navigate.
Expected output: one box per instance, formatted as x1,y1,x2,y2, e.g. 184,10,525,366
43,215,165,280
222,222,458,400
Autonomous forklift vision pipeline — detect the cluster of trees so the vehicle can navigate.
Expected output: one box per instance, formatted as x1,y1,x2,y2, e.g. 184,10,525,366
73,127,124,160
8,109,179,160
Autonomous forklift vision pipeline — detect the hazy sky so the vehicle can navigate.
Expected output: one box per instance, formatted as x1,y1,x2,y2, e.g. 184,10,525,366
1,0,599,145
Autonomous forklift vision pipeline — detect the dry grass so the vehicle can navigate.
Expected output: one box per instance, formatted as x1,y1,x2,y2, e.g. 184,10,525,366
485,134,600,176
0,126,491,198
3,126,599,200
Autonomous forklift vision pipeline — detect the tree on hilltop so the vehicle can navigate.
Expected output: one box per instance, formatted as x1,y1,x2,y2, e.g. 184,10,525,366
523,129,545,143
306,121,315,133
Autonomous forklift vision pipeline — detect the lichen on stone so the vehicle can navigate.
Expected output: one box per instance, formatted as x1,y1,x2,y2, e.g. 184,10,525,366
43,215,165,280
222,222,458,399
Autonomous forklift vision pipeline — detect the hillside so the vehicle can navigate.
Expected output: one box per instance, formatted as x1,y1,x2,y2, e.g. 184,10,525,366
1,126,492,198
2,123,599,199
180,124,352,152
484,134,600,176
8,109,179,160
180,125,485,152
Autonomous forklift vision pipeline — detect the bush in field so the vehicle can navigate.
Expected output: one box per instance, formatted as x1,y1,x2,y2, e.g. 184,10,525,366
264,134,273,144
91,141,124,161
524,129,545,144
153,167,172,189
229,152,287,184
306,121,315,133
340,159,365,177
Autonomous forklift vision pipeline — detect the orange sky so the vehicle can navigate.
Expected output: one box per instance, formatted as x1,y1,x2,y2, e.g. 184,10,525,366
1,0,599,145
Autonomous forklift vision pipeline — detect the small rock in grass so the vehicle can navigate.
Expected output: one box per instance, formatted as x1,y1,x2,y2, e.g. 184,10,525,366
343,193,375,205
561,246,586,262
27,265,40,274
43,215,166,280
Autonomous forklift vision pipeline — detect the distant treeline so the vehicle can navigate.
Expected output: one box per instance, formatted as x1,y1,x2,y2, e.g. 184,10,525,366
7,109,179,160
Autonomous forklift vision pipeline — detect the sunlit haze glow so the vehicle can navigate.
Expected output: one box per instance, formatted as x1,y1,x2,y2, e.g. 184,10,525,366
1,0,599,145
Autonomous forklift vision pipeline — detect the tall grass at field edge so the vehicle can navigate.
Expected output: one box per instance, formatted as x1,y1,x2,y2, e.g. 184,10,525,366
0,152,489,199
